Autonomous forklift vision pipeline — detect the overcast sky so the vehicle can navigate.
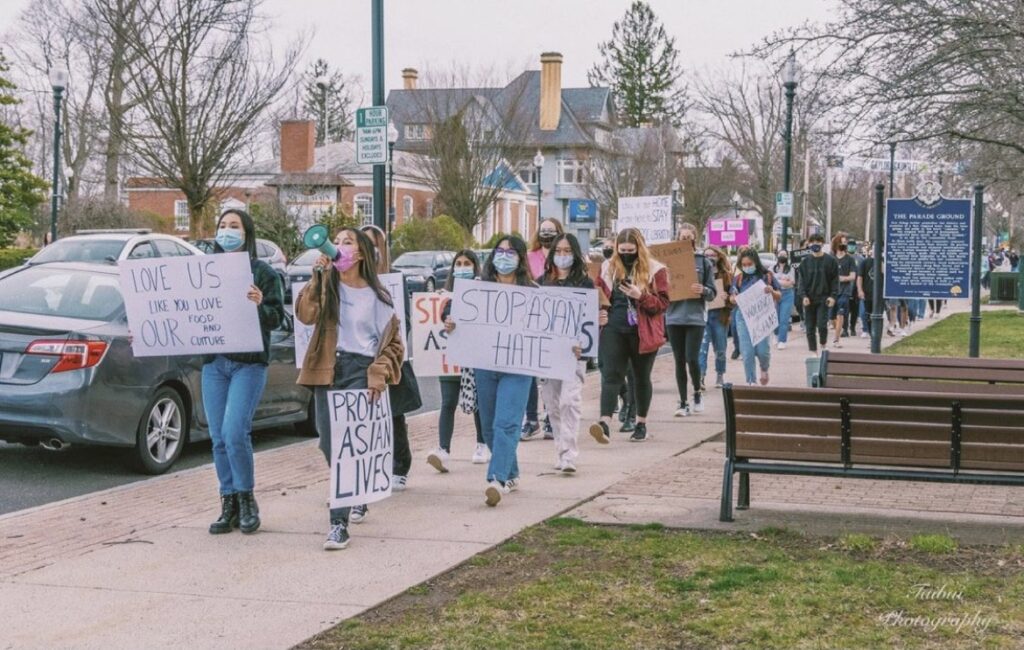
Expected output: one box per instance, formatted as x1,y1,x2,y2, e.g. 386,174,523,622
1,0,836,94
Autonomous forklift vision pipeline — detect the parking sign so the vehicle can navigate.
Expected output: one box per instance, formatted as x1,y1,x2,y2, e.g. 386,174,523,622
356,106,389,165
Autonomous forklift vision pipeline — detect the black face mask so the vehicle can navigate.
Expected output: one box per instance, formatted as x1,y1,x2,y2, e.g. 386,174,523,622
539,232,557,245
619,253,638,267
603,247,613,259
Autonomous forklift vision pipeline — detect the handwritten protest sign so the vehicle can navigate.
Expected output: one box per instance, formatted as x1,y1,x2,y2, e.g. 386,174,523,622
329,389,393,509
617,195,672,244
447,279,597,381
649,240,699,301
410,292,459,377
707,218,750,246
734,280,778,346
293,272,407,369
119,252,262,357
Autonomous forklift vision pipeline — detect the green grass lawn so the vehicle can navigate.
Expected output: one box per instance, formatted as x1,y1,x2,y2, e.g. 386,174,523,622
297,520,1024,649
886,310,1024,358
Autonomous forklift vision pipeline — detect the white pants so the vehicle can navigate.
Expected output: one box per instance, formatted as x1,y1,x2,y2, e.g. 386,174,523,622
539,360,586,465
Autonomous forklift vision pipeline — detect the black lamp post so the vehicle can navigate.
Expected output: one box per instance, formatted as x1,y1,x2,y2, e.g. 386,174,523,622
48,66,69,244
732,191,742,253
533,149,544,223
387,121,398,247
780,50,799,252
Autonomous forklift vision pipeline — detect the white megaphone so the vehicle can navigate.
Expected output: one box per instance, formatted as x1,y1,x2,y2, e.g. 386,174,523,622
302,224,339,261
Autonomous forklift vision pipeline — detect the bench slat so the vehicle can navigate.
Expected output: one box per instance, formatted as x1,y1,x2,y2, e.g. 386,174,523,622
826,351,1024,371
827,362,1024,384
962,443,1024,471
823,377,1024,396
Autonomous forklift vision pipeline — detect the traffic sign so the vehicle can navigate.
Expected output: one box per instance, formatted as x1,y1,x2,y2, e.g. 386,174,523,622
356,106,389,165
775,191,794,217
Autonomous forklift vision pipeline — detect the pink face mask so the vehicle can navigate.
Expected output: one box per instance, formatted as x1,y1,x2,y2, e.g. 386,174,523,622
332,247,358,273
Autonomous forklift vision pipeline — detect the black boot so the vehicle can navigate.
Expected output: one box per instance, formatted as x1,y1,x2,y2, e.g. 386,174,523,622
237,491,260,534
209,493,239,535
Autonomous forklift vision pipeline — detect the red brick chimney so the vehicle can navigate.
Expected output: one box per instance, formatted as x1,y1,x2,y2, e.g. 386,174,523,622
280,120,315,173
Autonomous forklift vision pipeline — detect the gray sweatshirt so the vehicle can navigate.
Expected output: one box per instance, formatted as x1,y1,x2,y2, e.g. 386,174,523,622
665,254,717,326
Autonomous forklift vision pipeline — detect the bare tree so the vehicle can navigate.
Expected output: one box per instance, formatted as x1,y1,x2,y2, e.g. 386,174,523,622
115,0,303,238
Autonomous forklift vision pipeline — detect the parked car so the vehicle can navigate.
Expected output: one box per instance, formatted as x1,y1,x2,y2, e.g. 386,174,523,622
193,237,291,300
27,230,204,266
284,248,320,301
391,250,454,292
0,262,313,474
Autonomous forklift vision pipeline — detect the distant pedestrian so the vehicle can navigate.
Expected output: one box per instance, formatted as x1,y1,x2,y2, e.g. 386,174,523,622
589,228,670,444
522,218,565,440
538,233,592,473
773,250,796,350
830,233,857,347
295,227,404,551
203,209,285,537
427,250,488,473
699,244,734,389
445,235,536,507
666,223,717,417
798,233,838,353
729,248,781,386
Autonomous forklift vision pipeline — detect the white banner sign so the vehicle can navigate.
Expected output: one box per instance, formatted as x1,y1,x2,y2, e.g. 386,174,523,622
329,389,393,509
446,279,598,381
617,195,672,244
293,272,407,369
410,292,460,377
735,280,779,347
119,252,262,357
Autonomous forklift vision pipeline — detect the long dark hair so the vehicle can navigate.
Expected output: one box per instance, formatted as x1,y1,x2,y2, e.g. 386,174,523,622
483,235,533,286
445,249,480,291
773,250,792,274
214,209,257,260
316,228,394,347
543,233,587,286
737,247,770,278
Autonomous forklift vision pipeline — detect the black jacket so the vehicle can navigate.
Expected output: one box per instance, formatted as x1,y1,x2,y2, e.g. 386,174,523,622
797,254,839,302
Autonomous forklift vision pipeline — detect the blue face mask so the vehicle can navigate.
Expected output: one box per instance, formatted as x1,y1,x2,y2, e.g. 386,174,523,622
216,228,244,252
453,267,475,280
492,252,519,275
742,266,756,275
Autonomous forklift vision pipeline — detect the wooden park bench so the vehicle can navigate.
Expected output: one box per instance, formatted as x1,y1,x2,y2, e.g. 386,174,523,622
813,350,1024,395
719,384,1024,522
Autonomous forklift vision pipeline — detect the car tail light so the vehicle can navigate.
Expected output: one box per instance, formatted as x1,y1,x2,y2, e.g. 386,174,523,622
25,340,109,373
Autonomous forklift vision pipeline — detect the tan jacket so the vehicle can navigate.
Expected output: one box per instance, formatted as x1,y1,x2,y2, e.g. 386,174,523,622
294,271,404,392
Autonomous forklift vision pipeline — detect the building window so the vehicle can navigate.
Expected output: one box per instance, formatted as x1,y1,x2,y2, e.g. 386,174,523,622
426,199,434,218
557,159,585,185
174,200,190,231
404,124,430,140
403,196,414,218
354,194,373,224
518,166,539,185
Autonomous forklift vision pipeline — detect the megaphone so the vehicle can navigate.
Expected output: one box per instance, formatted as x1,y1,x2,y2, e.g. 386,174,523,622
302,224,339,261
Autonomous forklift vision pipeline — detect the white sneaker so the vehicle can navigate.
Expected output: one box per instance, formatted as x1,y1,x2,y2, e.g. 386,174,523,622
349,504,367,524
427,448,450,473
393,475,407,491
553,459,564,471
471,443,489,464
561,460,577,473
506,478,520,492
484,481,508,507
777,342,787,350
693,397,705,414
674,403,691,417
859,331,868,338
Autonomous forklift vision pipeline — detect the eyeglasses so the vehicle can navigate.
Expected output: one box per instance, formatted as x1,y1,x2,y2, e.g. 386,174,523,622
493,249,518,259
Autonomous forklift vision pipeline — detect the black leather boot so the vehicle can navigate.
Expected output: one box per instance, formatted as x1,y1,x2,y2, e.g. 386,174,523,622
209,493,239,535
237,491,260,534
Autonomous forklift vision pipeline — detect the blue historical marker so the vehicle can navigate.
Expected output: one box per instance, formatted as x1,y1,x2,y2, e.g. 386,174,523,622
884,182,972,299
568,199,597,224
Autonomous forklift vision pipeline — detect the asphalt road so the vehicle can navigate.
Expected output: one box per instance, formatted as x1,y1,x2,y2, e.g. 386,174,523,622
0,379,441,517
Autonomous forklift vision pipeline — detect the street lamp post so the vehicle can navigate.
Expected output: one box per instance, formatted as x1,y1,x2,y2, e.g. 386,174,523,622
387,121,398,248
732,191,742,253
533,149,544,223
781,50,799,253
48,67,69,244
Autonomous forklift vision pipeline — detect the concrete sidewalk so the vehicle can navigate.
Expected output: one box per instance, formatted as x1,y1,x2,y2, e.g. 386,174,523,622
4,302,1022,649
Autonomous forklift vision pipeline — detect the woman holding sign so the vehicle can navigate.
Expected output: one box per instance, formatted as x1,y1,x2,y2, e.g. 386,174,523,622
729,248,781,386
698,245,734,389
538,233,593,473
589,228,670,444
444,236,536,507
295,228,404,551
203,209,285,536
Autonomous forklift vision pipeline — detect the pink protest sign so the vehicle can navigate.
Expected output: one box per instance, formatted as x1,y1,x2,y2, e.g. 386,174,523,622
706,219,750,246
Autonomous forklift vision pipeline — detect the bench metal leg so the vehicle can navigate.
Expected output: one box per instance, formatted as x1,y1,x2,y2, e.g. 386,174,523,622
720,460,734,522
737,471,750,510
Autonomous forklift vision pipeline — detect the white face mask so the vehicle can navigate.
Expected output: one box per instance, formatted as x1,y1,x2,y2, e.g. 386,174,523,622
553,254,574,270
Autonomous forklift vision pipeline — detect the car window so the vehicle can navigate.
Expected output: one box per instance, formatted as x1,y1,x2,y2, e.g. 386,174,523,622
127,243,156,259
0,267,123,321
257,242,274,258
30,239,126,264
393,252,435,267
154,239,193,257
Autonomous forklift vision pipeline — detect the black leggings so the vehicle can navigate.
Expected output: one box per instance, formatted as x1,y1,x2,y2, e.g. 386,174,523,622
667,324,704,402
928,299,944,315
438,378,483,452
599,329,657,419
804,301,829,351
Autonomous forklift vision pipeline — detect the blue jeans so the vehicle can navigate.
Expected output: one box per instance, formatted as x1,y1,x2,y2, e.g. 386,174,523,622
859,297,869,332
699,311,729,377
475,370,531,484
735,310,771,385
776,288,795,343
202,356,268,495
914,299,926,320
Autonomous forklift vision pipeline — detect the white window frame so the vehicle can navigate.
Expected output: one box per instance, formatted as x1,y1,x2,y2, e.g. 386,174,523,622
173,200,190,231
403,196,414,218
519,166,539,185
557,159,585,185
404,124,430,140
354,194,373,224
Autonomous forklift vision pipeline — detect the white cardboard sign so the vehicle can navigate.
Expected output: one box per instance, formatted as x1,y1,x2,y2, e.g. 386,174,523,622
329,389,393,509
119,252,262,357
410,292,460,377
735,279,778,347
617,195,672,244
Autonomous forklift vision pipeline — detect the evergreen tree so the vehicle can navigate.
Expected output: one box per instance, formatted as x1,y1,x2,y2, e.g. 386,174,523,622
587,1,687,127
302,59,354,145
0,50,47,247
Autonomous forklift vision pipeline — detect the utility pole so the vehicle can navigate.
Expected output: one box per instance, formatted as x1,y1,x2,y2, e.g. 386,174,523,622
371,0,386,232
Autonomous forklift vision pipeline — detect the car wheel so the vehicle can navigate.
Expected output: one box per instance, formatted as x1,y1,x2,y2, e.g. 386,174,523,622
295,395,318,437
128,387,187,475
425,278,436,291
